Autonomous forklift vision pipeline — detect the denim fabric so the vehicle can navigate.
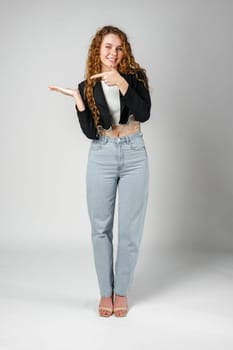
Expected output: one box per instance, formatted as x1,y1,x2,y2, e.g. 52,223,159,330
86,131,149,297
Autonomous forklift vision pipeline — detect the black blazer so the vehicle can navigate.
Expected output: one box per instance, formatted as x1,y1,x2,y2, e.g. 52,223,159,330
75,71,151,139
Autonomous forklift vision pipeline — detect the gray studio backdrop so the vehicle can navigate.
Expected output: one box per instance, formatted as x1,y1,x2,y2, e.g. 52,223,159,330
0,0,232,254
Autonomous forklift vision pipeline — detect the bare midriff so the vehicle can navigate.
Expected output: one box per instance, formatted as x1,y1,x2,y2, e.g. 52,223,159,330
101,120,141,137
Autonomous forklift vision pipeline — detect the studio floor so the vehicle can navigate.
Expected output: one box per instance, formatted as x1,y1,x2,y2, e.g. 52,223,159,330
1,244,233,350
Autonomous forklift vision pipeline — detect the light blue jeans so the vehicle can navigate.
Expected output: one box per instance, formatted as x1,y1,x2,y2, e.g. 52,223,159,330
86,131,149,297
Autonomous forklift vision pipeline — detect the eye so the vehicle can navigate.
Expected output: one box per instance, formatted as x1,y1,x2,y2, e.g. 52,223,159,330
117,47,123,51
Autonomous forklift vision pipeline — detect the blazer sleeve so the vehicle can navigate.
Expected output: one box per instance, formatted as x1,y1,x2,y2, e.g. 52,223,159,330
121,71,151,122
75,81,99,139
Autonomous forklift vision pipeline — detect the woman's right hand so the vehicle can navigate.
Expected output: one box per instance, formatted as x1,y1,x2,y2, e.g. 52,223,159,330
48,85,78,97
48,85,86,111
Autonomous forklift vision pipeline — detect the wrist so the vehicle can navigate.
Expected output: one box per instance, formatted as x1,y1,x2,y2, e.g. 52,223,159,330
74,89,85,111
117,77,129,95
73,89,80,98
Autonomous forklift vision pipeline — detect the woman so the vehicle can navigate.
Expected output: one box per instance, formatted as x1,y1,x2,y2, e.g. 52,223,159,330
49,25,151,317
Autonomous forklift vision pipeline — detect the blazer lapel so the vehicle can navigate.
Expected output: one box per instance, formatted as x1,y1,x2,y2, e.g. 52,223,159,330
93,81,109,110
120,91,126,113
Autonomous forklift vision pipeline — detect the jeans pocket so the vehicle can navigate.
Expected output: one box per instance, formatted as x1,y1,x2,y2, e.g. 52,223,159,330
90,140,102,151
129,137,145,151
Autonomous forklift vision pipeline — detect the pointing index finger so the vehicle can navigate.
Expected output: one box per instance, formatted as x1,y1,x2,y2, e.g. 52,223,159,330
90,72,104,79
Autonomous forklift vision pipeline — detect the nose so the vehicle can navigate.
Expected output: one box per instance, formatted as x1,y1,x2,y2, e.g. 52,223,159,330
110,47,117,56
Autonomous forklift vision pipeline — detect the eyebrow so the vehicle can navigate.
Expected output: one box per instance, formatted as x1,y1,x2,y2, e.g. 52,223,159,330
104,42,123,47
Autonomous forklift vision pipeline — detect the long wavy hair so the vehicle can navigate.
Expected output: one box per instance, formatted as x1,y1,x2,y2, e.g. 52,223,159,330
84,25,149,127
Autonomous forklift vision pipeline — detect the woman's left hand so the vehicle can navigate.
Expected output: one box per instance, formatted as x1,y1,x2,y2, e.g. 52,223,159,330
90,67,129,95
90,67,123,87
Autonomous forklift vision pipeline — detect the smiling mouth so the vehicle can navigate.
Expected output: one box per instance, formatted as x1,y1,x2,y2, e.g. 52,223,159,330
107,58,117,63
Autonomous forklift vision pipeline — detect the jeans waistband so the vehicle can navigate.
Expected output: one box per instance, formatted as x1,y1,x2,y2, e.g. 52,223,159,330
98,131,143,144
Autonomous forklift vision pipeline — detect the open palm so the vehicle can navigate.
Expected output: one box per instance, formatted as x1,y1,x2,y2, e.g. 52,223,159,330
48,86,76,97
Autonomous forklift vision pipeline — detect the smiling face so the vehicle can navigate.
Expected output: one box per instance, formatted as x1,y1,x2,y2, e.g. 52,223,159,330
99,33,124,72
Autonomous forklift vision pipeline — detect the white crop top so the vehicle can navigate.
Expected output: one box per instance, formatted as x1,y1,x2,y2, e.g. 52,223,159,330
101,81,121,125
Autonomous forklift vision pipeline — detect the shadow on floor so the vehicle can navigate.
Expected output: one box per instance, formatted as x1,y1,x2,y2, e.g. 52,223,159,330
129,245,232,306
